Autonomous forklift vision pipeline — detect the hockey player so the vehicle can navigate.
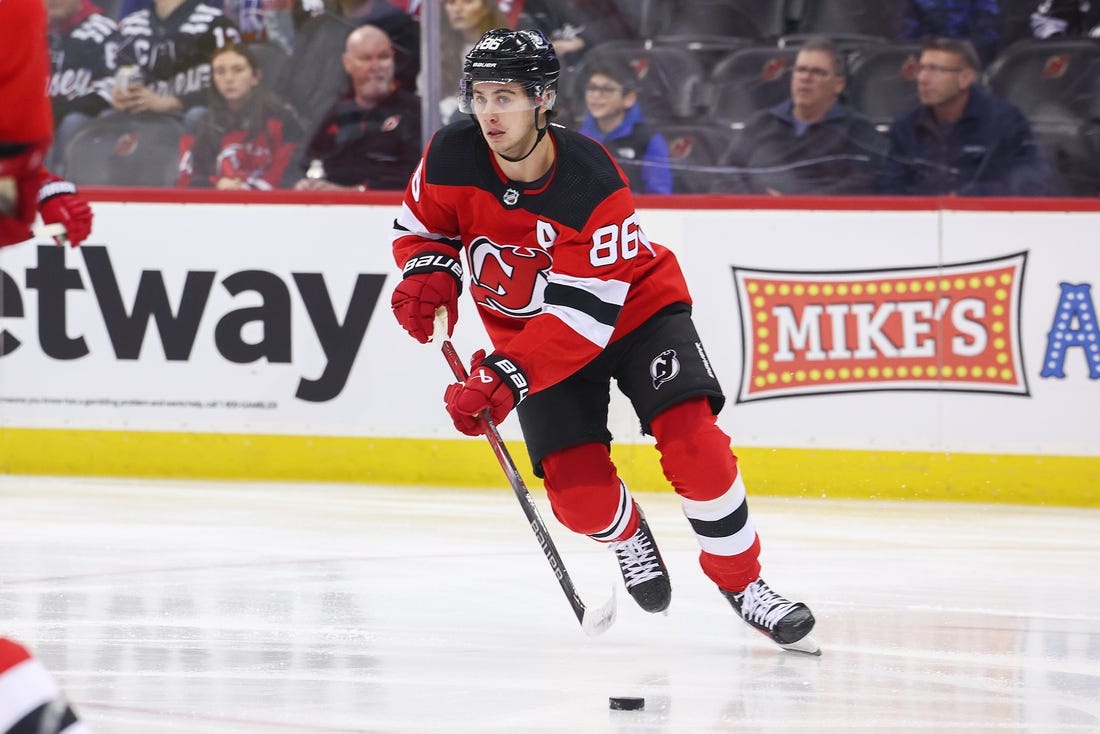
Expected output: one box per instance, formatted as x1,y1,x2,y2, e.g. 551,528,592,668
0,637,91,733
390,28,818,654
1,0,94,249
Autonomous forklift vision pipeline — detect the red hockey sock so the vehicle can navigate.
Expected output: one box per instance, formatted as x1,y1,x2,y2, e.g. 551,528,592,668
541,442,638,541
650,397,737,502
652,398,761,590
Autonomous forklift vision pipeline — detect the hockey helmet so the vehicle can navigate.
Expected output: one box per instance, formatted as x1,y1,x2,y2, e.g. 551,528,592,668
458,28,560,113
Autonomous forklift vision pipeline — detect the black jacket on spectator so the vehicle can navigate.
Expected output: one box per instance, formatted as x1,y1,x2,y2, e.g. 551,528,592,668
881,86,1053,195
116,0,241,110
300,86,421,190
724,100,885,195
48,1,119,121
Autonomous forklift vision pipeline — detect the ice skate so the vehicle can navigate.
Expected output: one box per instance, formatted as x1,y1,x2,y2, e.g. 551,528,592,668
608,512,671,613
722,578,820,655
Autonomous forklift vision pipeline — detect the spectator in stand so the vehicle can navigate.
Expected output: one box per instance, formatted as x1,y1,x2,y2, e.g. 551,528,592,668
577,58,671,194
518,0,638,68
880,37,1052,195
439,0,510,122
1030,0,1100,38
112,0,242,130
900,0,1003,66
281,0,419,131
293,24,421,191
178,43,305,189
723,36,884,195
45,0,122,172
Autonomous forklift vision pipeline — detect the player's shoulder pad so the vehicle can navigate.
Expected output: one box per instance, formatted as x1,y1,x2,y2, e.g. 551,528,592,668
551,125,630,200
424,119,485,186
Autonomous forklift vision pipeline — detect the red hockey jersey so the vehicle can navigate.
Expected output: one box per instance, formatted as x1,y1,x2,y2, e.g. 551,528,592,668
0,0,53,146
392,120,692,395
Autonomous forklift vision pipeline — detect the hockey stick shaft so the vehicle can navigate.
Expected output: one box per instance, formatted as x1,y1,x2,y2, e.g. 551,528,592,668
438,335,615,636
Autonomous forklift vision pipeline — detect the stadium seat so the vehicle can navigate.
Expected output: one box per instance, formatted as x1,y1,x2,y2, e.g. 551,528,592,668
62,113,185,187
607,0,661,39
778,32,889,56
985,40,1100,121
277,14,353,134
247,40,291,91
571,42,709,123
650,123,736,193
650,34,757,76
1030,107,1099,196
652,0,786,41
845,43,922,127
792,0,907,38
998,0,1042,51
707,46,798,129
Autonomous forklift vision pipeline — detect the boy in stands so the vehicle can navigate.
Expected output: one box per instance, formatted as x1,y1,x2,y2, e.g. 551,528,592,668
390,28,818,654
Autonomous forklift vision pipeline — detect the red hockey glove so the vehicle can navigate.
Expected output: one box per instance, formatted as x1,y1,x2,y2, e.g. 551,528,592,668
444,350,529,436
38,176,92,247
0,144,48,248
391,251,463,343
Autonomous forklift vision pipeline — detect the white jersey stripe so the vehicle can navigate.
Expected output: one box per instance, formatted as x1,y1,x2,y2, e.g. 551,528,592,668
0,658,61,732
546,272,630,307
393,203,453,243
543,303,616,347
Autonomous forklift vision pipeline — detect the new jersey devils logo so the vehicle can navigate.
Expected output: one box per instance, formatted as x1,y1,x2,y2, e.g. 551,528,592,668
650,349,680,389
468,236,553,317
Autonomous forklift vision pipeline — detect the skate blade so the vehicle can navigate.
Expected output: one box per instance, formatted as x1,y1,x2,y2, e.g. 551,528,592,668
778,633,821,656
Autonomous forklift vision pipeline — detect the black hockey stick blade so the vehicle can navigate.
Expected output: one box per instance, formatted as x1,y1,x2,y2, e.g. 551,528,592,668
433,310,616,636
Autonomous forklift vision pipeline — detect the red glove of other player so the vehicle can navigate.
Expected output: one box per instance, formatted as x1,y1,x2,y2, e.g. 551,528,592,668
444,350,529,436
391,251,463,343
38,176,92,247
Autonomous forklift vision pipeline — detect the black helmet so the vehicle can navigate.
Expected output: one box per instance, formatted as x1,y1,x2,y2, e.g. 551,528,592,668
458,28,561,113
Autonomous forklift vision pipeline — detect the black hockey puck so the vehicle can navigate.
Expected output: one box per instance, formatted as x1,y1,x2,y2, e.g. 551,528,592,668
609,696,644,711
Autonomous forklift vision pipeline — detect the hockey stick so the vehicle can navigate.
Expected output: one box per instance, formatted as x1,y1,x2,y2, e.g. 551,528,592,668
433,310,616,637
33,223,70,247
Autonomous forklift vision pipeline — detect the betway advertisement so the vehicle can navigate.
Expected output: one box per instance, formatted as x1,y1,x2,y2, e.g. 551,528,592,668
1,200,1097,458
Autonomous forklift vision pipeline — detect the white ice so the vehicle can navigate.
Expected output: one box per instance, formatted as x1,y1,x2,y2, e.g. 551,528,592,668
2,475,1099,733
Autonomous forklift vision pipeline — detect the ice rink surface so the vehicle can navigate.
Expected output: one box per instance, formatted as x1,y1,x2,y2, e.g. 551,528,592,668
1,475,1098,733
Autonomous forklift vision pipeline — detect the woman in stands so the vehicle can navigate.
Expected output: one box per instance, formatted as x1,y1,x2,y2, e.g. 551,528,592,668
439,0,510,122
178,43,305,190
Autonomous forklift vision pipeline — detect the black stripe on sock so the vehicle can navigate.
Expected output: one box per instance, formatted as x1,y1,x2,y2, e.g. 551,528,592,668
687,500,749,539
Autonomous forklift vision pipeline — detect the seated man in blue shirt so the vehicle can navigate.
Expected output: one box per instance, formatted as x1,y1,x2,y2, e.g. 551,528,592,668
724,36,884,195
880,37,1053,196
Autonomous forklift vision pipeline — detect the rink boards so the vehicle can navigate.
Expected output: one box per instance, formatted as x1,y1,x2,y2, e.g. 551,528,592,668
0,193,1097,505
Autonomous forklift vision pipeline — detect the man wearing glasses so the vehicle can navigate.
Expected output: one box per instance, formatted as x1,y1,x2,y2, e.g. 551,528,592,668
880,37,1052,196
722,36,884,195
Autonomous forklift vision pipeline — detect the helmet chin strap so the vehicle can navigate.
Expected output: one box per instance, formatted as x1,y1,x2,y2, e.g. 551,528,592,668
496,108,549,164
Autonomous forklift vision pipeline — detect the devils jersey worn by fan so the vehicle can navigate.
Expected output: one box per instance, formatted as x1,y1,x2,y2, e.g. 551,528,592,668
48,1,120,121
0,0,53,147
116,0,241,109
393,120,692,395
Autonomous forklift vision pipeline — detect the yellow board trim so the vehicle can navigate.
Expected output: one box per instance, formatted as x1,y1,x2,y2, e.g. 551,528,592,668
1,428,1096,507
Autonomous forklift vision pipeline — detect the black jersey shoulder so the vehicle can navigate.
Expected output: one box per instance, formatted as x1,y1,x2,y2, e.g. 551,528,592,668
539,126,630,230
424,119,489,186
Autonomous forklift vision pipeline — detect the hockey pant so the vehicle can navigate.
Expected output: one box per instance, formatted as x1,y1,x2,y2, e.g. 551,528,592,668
540,397,761,592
